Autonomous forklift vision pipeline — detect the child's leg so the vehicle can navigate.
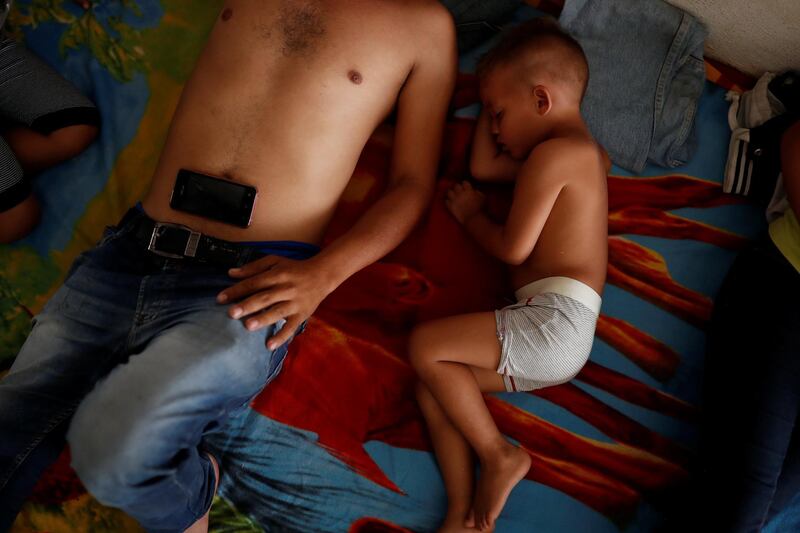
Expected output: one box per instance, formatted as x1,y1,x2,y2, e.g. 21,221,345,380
0,37,100,175
0,124,97,243
416,381,475,532
0,37,99,242
416,365,506,532
0,193,40,244
0,134,38,243
409,313,531,531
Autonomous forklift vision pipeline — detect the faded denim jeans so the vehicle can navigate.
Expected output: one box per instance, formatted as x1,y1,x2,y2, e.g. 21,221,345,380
0,211,304,532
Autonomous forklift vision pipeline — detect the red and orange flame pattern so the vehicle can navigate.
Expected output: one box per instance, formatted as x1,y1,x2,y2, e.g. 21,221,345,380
253,75,745,525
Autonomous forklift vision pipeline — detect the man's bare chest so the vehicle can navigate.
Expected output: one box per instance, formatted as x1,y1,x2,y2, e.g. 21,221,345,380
212,0,411,82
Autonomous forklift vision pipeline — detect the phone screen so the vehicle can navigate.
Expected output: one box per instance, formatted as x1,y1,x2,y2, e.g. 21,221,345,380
170,169,257,228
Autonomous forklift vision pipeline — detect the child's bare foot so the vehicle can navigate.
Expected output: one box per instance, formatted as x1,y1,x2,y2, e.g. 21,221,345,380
184,453,220,533
472,444,531,530
464,508,475,528
464,509,477,529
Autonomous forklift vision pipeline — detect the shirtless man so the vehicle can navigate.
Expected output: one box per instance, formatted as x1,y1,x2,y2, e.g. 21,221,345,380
0,1,456,531
409,19,607,532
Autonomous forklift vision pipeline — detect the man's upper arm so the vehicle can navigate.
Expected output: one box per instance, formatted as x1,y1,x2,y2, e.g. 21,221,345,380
389,5,457,194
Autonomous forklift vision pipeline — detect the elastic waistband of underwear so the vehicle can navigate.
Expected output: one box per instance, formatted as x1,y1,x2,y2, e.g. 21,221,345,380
514,276,602,314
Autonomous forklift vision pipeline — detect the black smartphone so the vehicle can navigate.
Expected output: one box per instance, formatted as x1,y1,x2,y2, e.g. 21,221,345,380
169,169,258,228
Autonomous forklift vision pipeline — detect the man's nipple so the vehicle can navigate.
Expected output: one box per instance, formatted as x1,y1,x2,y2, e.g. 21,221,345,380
221,8,233,21
348,70,363,85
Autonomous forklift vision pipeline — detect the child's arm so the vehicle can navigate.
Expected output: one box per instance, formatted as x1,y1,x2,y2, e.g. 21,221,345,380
448,139,581,265
469,107,523,182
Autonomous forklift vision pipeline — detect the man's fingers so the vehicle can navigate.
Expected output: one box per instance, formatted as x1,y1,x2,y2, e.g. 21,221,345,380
218,271,287,303
227,288,292,319
218,277,264,303
266,316,302,350
242,303,292,332
227,255,281,278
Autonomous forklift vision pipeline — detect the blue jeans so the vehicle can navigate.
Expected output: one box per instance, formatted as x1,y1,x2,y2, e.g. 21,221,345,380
0,212,303,532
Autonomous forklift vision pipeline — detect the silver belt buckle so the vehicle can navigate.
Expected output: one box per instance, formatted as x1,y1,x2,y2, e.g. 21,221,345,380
147,222,201,259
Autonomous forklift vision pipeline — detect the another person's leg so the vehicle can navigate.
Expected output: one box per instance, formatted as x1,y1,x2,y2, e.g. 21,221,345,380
66,270,298,533
3,123,98,176
0,136,38,243
0,37,99,242
702,240,800,532
766,420,800,525
410,313,530,531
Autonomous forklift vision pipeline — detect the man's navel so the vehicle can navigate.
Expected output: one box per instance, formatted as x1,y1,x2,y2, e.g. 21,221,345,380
221,8,233,21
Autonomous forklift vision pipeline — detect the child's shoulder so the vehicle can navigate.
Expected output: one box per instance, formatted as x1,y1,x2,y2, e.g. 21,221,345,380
519,136,604,181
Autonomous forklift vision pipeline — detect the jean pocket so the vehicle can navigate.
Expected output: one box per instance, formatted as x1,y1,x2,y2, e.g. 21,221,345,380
264,343,289,384
263,319,308,383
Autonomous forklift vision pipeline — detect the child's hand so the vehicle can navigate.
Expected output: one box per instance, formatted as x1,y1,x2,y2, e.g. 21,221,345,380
446,181,486,224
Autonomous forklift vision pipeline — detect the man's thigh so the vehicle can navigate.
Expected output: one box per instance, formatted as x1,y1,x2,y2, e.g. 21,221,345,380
68,304,291,469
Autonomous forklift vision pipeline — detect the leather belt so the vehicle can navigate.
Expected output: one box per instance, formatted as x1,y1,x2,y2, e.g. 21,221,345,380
127,211,259,268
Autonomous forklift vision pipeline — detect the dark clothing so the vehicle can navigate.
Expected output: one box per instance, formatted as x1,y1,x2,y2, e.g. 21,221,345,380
702,236,800,532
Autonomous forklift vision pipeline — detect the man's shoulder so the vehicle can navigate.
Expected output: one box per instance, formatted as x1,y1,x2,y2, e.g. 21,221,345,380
391,1,456,87
404,0,455,27
402,1,456,53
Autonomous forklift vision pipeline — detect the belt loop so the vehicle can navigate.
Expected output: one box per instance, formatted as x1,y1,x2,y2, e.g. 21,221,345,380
117,207,142,229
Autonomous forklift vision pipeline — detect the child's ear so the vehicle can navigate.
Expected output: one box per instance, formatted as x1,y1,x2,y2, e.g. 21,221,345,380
532,85,552,116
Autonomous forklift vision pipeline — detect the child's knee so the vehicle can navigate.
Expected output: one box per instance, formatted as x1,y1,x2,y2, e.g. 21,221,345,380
408,324,435,370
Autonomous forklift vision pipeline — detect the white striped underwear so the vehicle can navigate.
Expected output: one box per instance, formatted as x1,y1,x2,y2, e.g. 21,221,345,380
494,276,601,392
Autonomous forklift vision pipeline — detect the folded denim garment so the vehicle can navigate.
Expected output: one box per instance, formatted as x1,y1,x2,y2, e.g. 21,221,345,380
560,0,707,172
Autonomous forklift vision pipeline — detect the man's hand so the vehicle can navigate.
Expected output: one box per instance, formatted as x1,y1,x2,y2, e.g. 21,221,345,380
216,255,335,350
445,180,486,224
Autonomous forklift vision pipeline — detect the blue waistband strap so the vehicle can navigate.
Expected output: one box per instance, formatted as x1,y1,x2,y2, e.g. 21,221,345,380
134,202,321,260
239,240,320,260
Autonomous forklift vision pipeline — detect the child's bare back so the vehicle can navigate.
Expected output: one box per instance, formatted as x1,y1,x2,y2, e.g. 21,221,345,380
509,135,608,295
